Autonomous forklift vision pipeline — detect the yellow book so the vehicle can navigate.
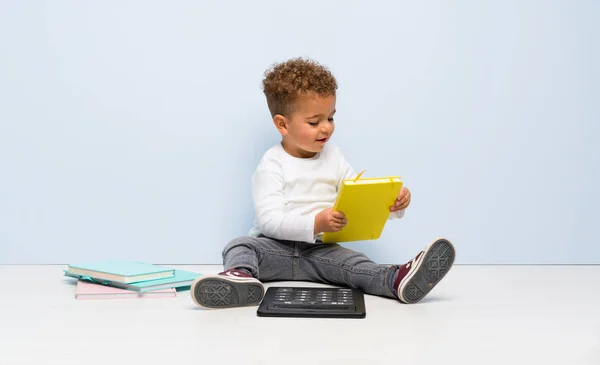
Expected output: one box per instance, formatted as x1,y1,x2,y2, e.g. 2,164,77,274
321,172,403,243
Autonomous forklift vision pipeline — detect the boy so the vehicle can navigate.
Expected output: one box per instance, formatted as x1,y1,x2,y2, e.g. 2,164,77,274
191,58,455,309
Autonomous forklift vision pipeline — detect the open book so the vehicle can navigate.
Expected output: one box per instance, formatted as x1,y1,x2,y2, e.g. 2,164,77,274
321,171,403,243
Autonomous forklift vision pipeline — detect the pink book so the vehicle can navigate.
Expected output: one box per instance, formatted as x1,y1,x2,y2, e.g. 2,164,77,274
75,280,177,300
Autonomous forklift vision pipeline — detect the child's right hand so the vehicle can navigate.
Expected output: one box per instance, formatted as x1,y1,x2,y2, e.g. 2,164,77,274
315,208,347,234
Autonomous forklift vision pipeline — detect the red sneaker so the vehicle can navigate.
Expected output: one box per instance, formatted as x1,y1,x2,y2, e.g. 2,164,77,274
394,238,455,304
190,269,265,309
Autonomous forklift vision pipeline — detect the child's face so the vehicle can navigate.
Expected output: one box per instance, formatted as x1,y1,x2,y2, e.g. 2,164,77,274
276,94,336,158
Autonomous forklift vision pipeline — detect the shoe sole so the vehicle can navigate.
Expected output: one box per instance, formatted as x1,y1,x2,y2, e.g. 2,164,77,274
190,275,265,309
399,238,456,304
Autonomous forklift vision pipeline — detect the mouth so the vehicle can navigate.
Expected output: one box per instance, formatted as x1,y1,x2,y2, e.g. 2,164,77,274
316,138,328,143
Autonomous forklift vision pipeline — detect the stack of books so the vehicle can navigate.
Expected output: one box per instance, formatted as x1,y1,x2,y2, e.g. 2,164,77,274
63,260,202,300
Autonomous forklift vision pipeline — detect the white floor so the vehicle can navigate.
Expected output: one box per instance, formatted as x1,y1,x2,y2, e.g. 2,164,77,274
1,265,599,365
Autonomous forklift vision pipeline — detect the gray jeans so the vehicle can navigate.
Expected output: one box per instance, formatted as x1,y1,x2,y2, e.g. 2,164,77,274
222,235,399,299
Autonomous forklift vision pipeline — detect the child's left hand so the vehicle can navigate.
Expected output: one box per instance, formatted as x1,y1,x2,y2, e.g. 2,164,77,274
390,187,411,212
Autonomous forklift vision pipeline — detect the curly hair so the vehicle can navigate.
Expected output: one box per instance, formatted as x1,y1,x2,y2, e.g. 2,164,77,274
262,57,338,118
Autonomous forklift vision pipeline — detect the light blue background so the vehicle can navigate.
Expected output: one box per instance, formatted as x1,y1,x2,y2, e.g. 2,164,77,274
1,1,598,264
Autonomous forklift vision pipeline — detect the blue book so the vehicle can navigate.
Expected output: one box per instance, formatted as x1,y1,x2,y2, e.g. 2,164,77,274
64,269,202,292
66,260,175,284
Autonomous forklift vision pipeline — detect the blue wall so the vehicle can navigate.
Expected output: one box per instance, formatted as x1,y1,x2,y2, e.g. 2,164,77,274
1,0,598,264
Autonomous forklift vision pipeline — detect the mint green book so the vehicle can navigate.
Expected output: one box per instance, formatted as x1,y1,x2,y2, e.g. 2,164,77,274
66,260,175,284
64,269,202,292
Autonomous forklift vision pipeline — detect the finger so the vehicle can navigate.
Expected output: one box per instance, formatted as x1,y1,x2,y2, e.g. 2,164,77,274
331,211,345,219
398,192,406,201
330,220,345,229
333,221,346,227
399,193,410,204
331,215,345,222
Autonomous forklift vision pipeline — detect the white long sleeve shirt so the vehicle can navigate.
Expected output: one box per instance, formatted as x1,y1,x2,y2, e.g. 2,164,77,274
249,143,404,243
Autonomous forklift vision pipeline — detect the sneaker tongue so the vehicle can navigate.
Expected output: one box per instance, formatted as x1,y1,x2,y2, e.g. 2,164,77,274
393,264,411,292
393,251,424,291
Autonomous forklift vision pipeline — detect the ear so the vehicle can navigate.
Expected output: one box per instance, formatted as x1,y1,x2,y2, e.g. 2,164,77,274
273,114,289,136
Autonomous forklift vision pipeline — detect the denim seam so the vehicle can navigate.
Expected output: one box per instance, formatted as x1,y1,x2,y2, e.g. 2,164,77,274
293,243,300,279
383,265,395,297
300,253,386,276
256,248,295,257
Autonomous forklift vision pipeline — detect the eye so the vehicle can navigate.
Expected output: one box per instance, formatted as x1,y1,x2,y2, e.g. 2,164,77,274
309,121,319,126
328,118,334,122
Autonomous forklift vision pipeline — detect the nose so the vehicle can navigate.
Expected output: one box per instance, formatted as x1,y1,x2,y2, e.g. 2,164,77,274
320,124,331,135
